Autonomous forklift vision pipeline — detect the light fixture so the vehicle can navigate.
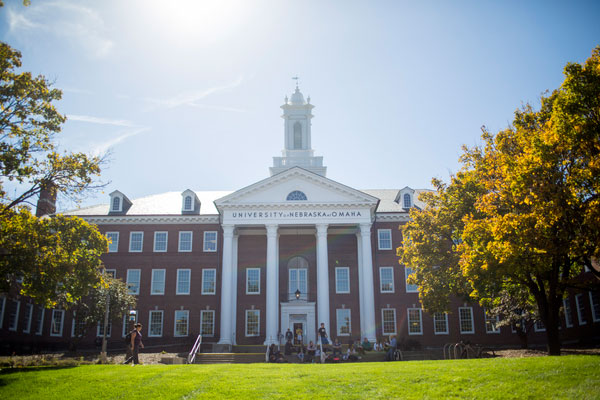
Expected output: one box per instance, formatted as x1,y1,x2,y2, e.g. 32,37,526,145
295,289,301,300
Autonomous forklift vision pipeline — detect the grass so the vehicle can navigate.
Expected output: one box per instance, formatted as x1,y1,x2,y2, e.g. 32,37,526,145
0,356,599,399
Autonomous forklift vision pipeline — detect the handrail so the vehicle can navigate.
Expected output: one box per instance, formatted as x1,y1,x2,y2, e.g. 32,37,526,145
187,334,203,364
265,345,270,362
318,337,325,364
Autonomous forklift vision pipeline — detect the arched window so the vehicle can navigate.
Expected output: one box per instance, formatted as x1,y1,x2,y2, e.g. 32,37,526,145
184,195,192,211
287,256,308,300
403,193,412,208
293,122,302,149
286,191,307,201
112,196,121,211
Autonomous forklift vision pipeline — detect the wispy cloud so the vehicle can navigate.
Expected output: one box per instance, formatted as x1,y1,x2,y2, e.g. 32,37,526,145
143,77,244,110
67,114,138,128
187,103,246,113
7,1,113,59
91,127,150,156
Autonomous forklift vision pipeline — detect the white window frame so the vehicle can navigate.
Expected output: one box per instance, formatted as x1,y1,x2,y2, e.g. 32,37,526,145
403,193,412,208
203,231,218,252
575,293,587,325
35,307,45,335
407,308,423,335
111,195,122,212
178,231,193,252
0,296,5,330
405,266,418,293
336,308,351,336
288,268,308,300
381,308,397,335
71,312,85,338
151,269,166,295
129,231,143,252
202,269,217,295
563,298,574,328
377,229,392,250
97,320,112,337
8,300,20,332
458,307,474,334
201,310,215,337
126,269,141,295
245,309,260,337
484,310,501,334
379,267,394,293
534,320,546,332
174,310,189,337
153,231,168,252
589,291,600,323
148,310,164,337
176,269,191,295
50,309,65,337
433,312,449,335
246,268,261,295
23,303,33,334
183,195,193,211
106,232,119,253
335,267,350,294
122,309,138,337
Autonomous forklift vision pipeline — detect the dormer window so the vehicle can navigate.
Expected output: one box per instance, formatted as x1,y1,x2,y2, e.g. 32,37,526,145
184,195,193,211
108,190,131,214
181,189,200,214
403,193,412,208
112,196,121,212
286,190,307,201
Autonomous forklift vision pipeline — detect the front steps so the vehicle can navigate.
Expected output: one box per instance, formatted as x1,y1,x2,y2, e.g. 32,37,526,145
193,353,265,364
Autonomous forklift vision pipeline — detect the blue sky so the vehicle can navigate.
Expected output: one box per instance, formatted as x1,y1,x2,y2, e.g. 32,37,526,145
1,0,599,211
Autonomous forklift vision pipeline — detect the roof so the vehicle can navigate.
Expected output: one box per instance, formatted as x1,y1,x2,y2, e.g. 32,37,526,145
361,189,430,213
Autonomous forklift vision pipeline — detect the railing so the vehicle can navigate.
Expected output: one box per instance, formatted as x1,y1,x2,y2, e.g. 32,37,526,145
318,338,325,364
265,345,270,362
187,334,203,364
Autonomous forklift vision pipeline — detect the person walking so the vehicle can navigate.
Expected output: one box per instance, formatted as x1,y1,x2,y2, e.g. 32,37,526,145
123,323,144,365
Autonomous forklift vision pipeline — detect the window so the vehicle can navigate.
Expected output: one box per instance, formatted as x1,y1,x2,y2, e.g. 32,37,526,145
176,269,191,295
377,229,392,250
50,309,65,337
286,190,307,201
382,309,397,335
289,268,307,300
336,309,351,336
0,297,5,330
97,321,112,337
485,310,500,333
202,269,216,295
293,121,302,149
112,196,121,212
127,269,141,295
179,231,193,252
245,310,260,336
123,310,137,337
589,291,600,322
106,232,119,252
563,298,574,328
405,267,418,293
459,307,474,334
174,310,189,337
148,311,163,337
379,267,394,293
23,303,33,334
34,307,44,335
129,232,143,252
403,193,412,208
246,268,260,295
71,312,85,338
201,310,215,337
105,269,116,278
433,312,449,335
151,269,166,295
534,320,546,332
184,195,193,211
8,300,20,331
575,293,587,325
335,267,350,294
154,232,168,252
407,308,423,335
203,231,217,252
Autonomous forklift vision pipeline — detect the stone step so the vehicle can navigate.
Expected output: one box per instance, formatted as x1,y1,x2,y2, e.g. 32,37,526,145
194,353,265,364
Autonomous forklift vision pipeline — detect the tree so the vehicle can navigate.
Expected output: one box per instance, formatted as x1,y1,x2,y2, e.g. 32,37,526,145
400,47,600,355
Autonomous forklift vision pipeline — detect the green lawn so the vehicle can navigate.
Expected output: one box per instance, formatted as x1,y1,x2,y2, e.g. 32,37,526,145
1,356,599,399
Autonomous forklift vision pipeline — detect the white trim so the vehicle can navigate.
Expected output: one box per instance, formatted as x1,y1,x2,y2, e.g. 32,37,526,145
375,213,410,222
336,308,351,336
151,269,166,295
246,268,261,295
407,308,423,335
80,215,220,225
129,231,143,252
563,298,574,328
111,194,122,212
23,303,33,334
245,309,260,337
8,300,20,331
106,232,119,252
50,309,65,337
484,310,501,334
0,296,5,330
575,293,587,325
335,267,350,294
178,231,193,252
379,266,394,293
122,310,137,337
35,307,44,335
377,229,392,250
174,310,189,337
200,310,215,337
183,195,194,212
458,307,474,334
153,231,168,252
589,291,600,323
405,266,418,293
97,320,112,337
381,308,397,335
126,269,141,295
176,269,191,295
202,269,217,295
288,267,308,301
203,231,218,252
433,312,449,335
534,320,546,332
105,269,116,278
148,310,164,337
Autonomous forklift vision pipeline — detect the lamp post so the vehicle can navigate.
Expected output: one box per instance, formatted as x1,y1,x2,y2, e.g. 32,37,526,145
101,269,110,363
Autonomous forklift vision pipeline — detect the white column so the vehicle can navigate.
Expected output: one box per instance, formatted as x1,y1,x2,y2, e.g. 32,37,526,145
231,233,239,345
218,224,235,345
360,223,377,342
356,232,366,340
316,224,330,336
265,224,279,345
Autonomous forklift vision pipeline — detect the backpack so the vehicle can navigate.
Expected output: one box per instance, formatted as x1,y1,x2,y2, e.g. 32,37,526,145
125,329,136,344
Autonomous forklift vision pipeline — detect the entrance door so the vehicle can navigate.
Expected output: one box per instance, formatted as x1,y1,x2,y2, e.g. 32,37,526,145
289,314,307,345
293,322,303,345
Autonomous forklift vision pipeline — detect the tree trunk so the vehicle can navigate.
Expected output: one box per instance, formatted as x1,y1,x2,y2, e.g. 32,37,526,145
543,294,562,355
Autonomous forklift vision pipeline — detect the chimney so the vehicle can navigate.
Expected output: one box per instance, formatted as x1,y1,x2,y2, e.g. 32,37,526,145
36,181,57,217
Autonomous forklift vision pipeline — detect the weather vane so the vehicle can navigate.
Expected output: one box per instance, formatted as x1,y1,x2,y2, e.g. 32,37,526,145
292,75,299,88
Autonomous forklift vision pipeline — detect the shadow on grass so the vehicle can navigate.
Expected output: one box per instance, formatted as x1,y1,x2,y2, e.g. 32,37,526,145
0,365,78,376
